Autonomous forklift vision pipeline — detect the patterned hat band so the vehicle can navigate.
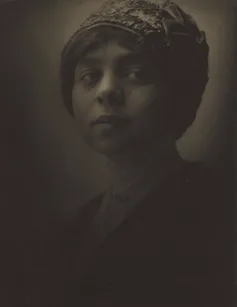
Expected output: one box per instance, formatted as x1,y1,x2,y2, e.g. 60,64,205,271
62,0,208,59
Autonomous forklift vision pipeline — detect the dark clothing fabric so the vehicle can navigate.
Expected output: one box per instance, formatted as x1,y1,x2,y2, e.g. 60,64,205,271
59,162,235,307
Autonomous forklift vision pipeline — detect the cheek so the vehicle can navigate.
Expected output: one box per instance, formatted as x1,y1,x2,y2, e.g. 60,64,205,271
72,85,92,124
125,84,167,117
125,84,171,139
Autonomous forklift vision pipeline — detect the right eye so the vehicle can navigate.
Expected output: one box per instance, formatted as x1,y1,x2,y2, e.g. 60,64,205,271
76,70,101,86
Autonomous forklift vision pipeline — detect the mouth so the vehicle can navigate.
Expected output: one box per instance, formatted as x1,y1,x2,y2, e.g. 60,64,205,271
92,115,127,126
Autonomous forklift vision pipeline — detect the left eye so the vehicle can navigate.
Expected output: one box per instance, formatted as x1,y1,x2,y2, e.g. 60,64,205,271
127,71,142,79
123,69,148,82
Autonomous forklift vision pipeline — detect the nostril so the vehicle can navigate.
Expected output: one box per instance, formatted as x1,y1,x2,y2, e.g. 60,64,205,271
111,89,124,105
97,89,124,106
97,95,103,104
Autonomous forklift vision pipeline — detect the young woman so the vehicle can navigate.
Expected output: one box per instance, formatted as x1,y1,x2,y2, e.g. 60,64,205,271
56,0,234,306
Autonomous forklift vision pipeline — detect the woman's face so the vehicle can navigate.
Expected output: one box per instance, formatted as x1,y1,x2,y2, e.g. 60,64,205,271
72,39,171,155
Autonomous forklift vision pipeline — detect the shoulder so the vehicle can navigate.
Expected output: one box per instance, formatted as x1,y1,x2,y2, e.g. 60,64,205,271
171,162,234,230
151,161,234,219
176,162,232,199
181,161,226,182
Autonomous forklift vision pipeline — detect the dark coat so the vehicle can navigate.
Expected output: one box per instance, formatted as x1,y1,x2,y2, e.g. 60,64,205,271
60,162,234,307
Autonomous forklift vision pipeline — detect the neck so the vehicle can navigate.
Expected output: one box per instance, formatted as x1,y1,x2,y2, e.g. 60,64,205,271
106,139,185,194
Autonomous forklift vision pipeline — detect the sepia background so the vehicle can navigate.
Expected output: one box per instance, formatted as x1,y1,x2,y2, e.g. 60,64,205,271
1,0,236,232
0,1,236,304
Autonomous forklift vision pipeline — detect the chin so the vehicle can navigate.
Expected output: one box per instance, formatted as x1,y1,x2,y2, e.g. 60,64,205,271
91,143,125,156
87,138,131,157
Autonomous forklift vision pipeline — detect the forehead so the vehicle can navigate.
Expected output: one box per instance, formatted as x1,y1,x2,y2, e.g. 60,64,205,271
78,40,148,66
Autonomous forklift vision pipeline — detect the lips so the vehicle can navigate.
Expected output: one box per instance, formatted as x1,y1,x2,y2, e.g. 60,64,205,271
92,115,127,125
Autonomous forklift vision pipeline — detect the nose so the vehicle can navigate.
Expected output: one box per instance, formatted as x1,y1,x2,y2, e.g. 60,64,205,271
96,71,124,107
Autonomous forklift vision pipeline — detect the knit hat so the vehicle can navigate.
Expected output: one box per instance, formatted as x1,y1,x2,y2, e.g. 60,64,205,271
61,0,209,121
